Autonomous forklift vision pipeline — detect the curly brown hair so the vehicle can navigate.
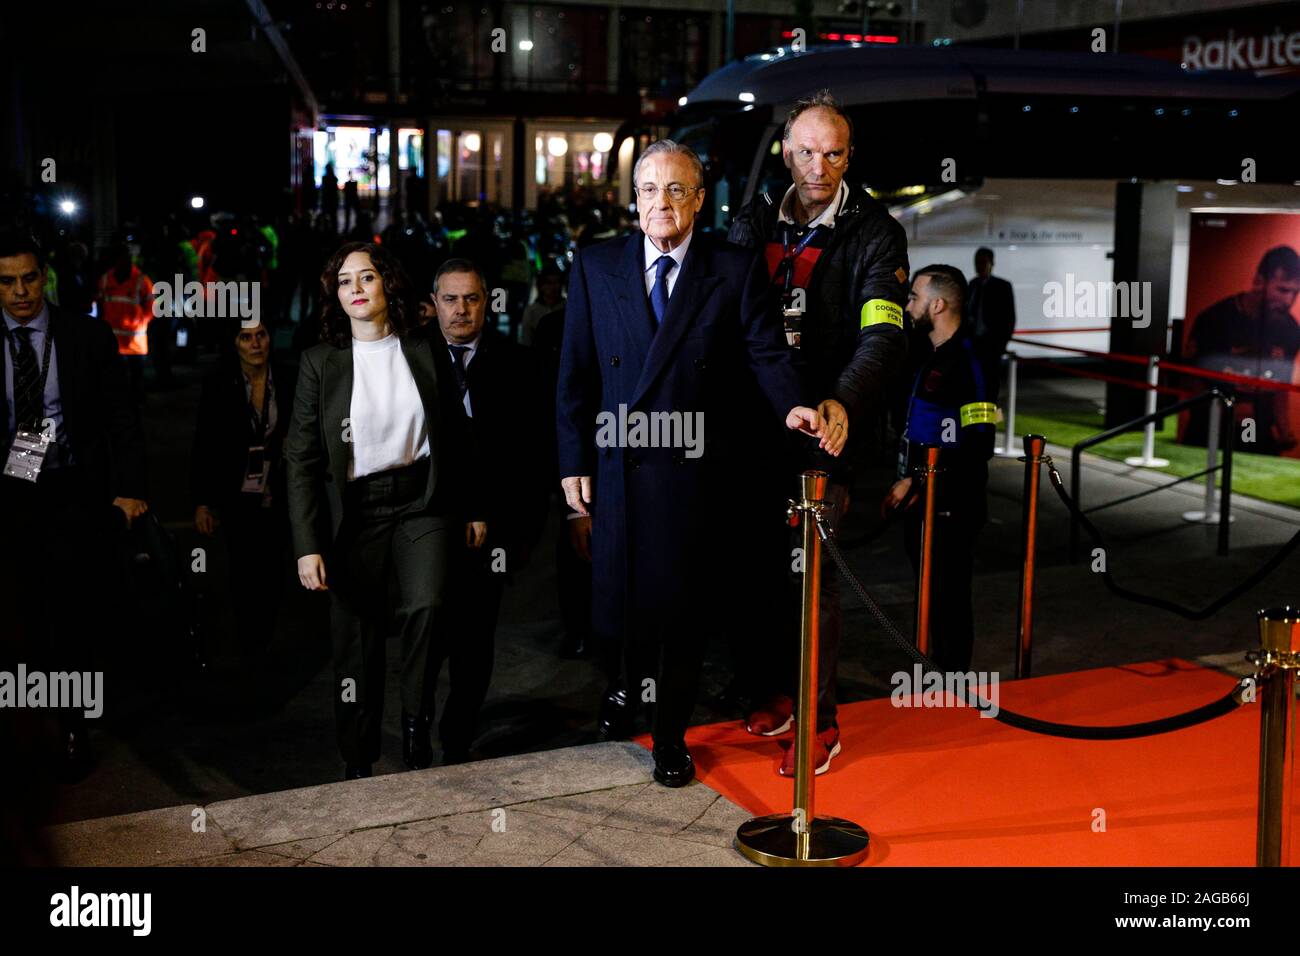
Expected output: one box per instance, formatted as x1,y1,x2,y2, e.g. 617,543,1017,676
318,242,417,348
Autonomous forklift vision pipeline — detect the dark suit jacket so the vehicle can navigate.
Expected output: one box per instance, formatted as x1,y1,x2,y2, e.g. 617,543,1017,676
0,304,147,502
556,230,804,640
190,357,298,513
970,274,1016,360
284,331,481,559
427,326,549,561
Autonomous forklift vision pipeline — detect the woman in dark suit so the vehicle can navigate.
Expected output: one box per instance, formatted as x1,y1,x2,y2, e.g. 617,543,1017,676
285,242,484,781
191,318,297,661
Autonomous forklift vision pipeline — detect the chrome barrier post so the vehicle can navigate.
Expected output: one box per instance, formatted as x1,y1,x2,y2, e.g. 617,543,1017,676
1250,607,1299,867
735,470,871,867
995,351,1021,458
1183,393,1223,525
1218,391,1235,556
1016,435,1047,680
1124,355,1169,468
914,445,941,658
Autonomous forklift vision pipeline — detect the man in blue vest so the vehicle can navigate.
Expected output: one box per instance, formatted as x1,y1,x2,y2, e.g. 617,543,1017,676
882,264,995,673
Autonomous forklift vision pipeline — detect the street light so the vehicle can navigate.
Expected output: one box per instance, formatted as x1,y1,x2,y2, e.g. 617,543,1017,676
190,196,206,210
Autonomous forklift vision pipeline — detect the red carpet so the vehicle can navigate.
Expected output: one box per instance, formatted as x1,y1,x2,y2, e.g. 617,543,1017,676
644,659,1298,865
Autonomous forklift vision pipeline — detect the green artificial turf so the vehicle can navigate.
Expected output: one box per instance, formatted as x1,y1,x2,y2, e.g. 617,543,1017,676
1009,411,1300,510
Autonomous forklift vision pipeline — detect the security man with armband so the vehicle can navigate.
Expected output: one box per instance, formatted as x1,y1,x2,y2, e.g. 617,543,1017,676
728,89,909,776
882,264,995,673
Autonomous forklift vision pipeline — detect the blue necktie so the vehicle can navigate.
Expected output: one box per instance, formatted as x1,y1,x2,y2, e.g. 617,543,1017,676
649,254,675,328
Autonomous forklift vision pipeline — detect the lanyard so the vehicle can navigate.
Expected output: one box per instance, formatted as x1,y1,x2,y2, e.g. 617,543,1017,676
6,323,55,419
247,368,273,441
775,223,821,295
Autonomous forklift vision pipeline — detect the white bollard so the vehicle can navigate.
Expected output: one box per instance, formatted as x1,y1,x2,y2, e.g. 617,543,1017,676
995,351,1022,458
1124,355,1170,468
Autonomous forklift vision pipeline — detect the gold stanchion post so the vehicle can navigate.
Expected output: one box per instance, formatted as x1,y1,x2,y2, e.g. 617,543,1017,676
735,470,871,867
914,445,941,657
1016,434,1047,680
1251,606,1299,867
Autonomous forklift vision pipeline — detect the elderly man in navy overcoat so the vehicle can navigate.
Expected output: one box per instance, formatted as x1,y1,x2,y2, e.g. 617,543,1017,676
557,140,840,787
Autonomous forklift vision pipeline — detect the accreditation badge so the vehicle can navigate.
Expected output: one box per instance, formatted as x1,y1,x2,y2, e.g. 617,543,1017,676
241,444,270,495
3,428,51,483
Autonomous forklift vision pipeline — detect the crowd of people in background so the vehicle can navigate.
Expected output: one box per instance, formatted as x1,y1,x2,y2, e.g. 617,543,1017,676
2,95,1023,796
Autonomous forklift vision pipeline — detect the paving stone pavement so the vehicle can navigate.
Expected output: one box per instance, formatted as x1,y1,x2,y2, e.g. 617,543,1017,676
43,742,759,867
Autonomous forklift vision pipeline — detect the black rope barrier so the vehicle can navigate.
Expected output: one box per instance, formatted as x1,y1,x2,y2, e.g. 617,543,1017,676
1045,463,1300,621
1082,465,1218,515
817,524,1252,740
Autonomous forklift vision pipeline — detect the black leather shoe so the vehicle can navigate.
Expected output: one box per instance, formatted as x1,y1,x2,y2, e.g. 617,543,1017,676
651,741,695,788
402,711,434,770
344,764,372,781
596,681,632,741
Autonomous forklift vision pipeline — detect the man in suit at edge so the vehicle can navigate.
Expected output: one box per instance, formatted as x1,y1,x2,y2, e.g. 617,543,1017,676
425,257,549,762
967,247,1016,402
556,141,838,787
0,231,149,781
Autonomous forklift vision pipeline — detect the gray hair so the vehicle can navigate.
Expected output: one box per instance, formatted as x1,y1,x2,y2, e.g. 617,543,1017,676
632,139,704,189
783,89,854,147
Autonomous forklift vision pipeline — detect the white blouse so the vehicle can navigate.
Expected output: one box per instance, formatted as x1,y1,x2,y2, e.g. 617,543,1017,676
347,333,430,480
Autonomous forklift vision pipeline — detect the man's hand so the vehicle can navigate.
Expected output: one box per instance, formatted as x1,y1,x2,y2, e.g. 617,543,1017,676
113,497,149,529
194,505,218,536
817,398,849,457
880,477,915,519
785,406,834,450
466,521,487,549
297,554,328,590
561,476,593,516
568,515,593,562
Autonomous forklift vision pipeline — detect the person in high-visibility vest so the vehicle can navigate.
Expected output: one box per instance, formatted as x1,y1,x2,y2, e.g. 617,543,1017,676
97,245,155,402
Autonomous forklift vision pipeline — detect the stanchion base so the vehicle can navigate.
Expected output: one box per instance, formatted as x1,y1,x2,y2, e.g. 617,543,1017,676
735,814,871,867
1123,456,1170,468
1181,510,1236,524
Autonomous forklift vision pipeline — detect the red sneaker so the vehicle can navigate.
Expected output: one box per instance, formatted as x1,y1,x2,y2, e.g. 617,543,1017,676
745,694,794,736
778,726,841,777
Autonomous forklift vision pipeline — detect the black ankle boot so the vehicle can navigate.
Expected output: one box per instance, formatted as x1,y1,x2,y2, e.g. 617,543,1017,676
402,712,433,770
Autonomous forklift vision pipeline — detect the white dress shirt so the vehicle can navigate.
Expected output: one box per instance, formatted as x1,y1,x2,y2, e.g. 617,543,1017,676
347,333,430,480
642,230,693,298
3,304,68,467
777,179,850,230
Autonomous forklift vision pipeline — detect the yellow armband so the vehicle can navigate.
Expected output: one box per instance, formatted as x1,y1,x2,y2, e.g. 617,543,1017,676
860,298,903,330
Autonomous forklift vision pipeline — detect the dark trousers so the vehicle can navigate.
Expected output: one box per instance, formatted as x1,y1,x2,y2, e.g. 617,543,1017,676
0,467,119,732
327,460,451,768
223,497,288,657
555,516,594,656
437,552,504,755
903,505,981,673
622,612,707,748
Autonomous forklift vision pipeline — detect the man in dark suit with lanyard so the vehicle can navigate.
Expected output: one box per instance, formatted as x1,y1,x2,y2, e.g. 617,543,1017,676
426,257,549,763
0,231,149,781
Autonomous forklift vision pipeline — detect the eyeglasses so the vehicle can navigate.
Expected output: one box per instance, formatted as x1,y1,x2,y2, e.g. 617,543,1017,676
790,147,849,169
635,183,700,202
